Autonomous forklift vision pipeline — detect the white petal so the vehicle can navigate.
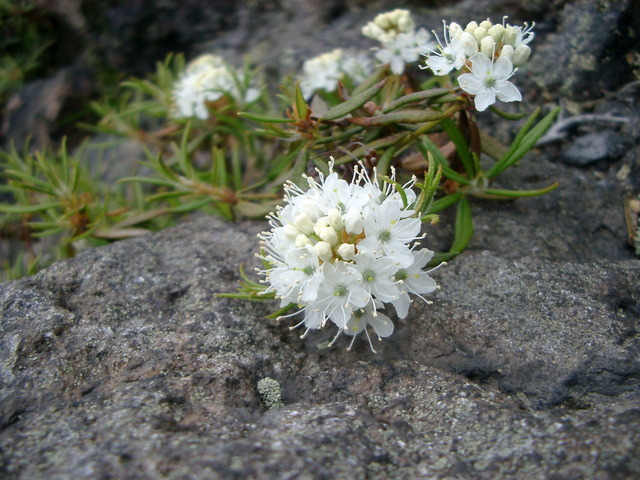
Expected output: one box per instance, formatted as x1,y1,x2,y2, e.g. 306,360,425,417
391,291,411,319
496,81,522,103
492,56,514,80
474,89,496,111
427,56,454,76
469,52,492,73
370,313,394,338
458,73,485,95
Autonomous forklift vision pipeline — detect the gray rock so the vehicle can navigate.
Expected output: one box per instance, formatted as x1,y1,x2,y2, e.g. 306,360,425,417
562,130,626,167
1,216,639,479
531,0,639,101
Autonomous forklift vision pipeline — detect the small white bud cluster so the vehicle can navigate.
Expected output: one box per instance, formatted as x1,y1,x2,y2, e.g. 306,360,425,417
362,9,434,75
172,54,260,120
299,48,373,98
361,9,416,44
258,161,439,352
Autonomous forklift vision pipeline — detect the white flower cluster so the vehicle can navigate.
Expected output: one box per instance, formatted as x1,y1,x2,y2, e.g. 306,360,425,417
173,54,260,120
258,163,438,351
361,9,433,75
423,18,535,111
299,48,373,98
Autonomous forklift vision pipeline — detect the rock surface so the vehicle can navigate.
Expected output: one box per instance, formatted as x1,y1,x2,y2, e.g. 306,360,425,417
1,214,639,479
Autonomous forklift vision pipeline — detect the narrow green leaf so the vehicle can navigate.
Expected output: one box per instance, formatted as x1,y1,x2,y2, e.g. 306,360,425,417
417,138,471,185
351,66,387,96
237,112,295,123
483,107,540,179
450,196,473,254
0,202,61,214
382,88,450,112
476,183,559,198
441,118,475,178
320,79,387,121
118,176,176,188
348,109,445,127
488,105,528,120
170,197,211,213
294,81,308,119
427,192,463,213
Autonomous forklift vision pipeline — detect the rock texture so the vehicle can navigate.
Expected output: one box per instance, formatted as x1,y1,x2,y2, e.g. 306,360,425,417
1,216,639,479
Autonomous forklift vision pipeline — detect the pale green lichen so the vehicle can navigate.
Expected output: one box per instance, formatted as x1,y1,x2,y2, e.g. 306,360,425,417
257,377,284,409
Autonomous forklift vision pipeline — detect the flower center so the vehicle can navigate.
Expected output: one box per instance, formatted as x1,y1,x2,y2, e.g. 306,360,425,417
333,284,347,296
379,230,391,242
484,75,496,87
363,269,376,283
303,265,314,275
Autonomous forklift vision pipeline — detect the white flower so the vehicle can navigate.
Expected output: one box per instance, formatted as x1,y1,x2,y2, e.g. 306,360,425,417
391,248,438,318
354,252,401,304
299,49,344,98
340,50,374,84
457,53,522,111
258,161,440,351
422,22,467,76
376,29,432,75
343,301,394,353
356,198,422,268
173,54,259,119
503,22,535,48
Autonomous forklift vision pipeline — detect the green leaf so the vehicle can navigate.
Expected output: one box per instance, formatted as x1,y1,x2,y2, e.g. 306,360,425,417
0,202,61,214
382,88,451,112
486,107,561,179
170,197,211,213
348,109,446,127
237,112,295,123
320,79,387,121
294,81,308,119
118,176,176,187
417,137,471,185
475,183,559,198
488,105,529,120
450,196,473,254
427,192,463,214
441,118,475,178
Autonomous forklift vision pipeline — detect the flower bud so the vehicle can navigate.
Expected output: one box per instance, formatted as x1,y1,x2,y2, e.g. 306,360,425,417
318,226,338,246
344,210,364,235
295,234,311,248
480,36,496,58
473,26,488,43
488,24,505,42
362,23,385,42
328,208,344,231
313,241,333,262
479,19,493,30
465,21,478,34
394,10,415,32
337,243,355,261
448,22,464,40
512,44,531,67
294,213,314,235
283,224,300,240
503,25,517,46
499,44,514,60
459,32,479,57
